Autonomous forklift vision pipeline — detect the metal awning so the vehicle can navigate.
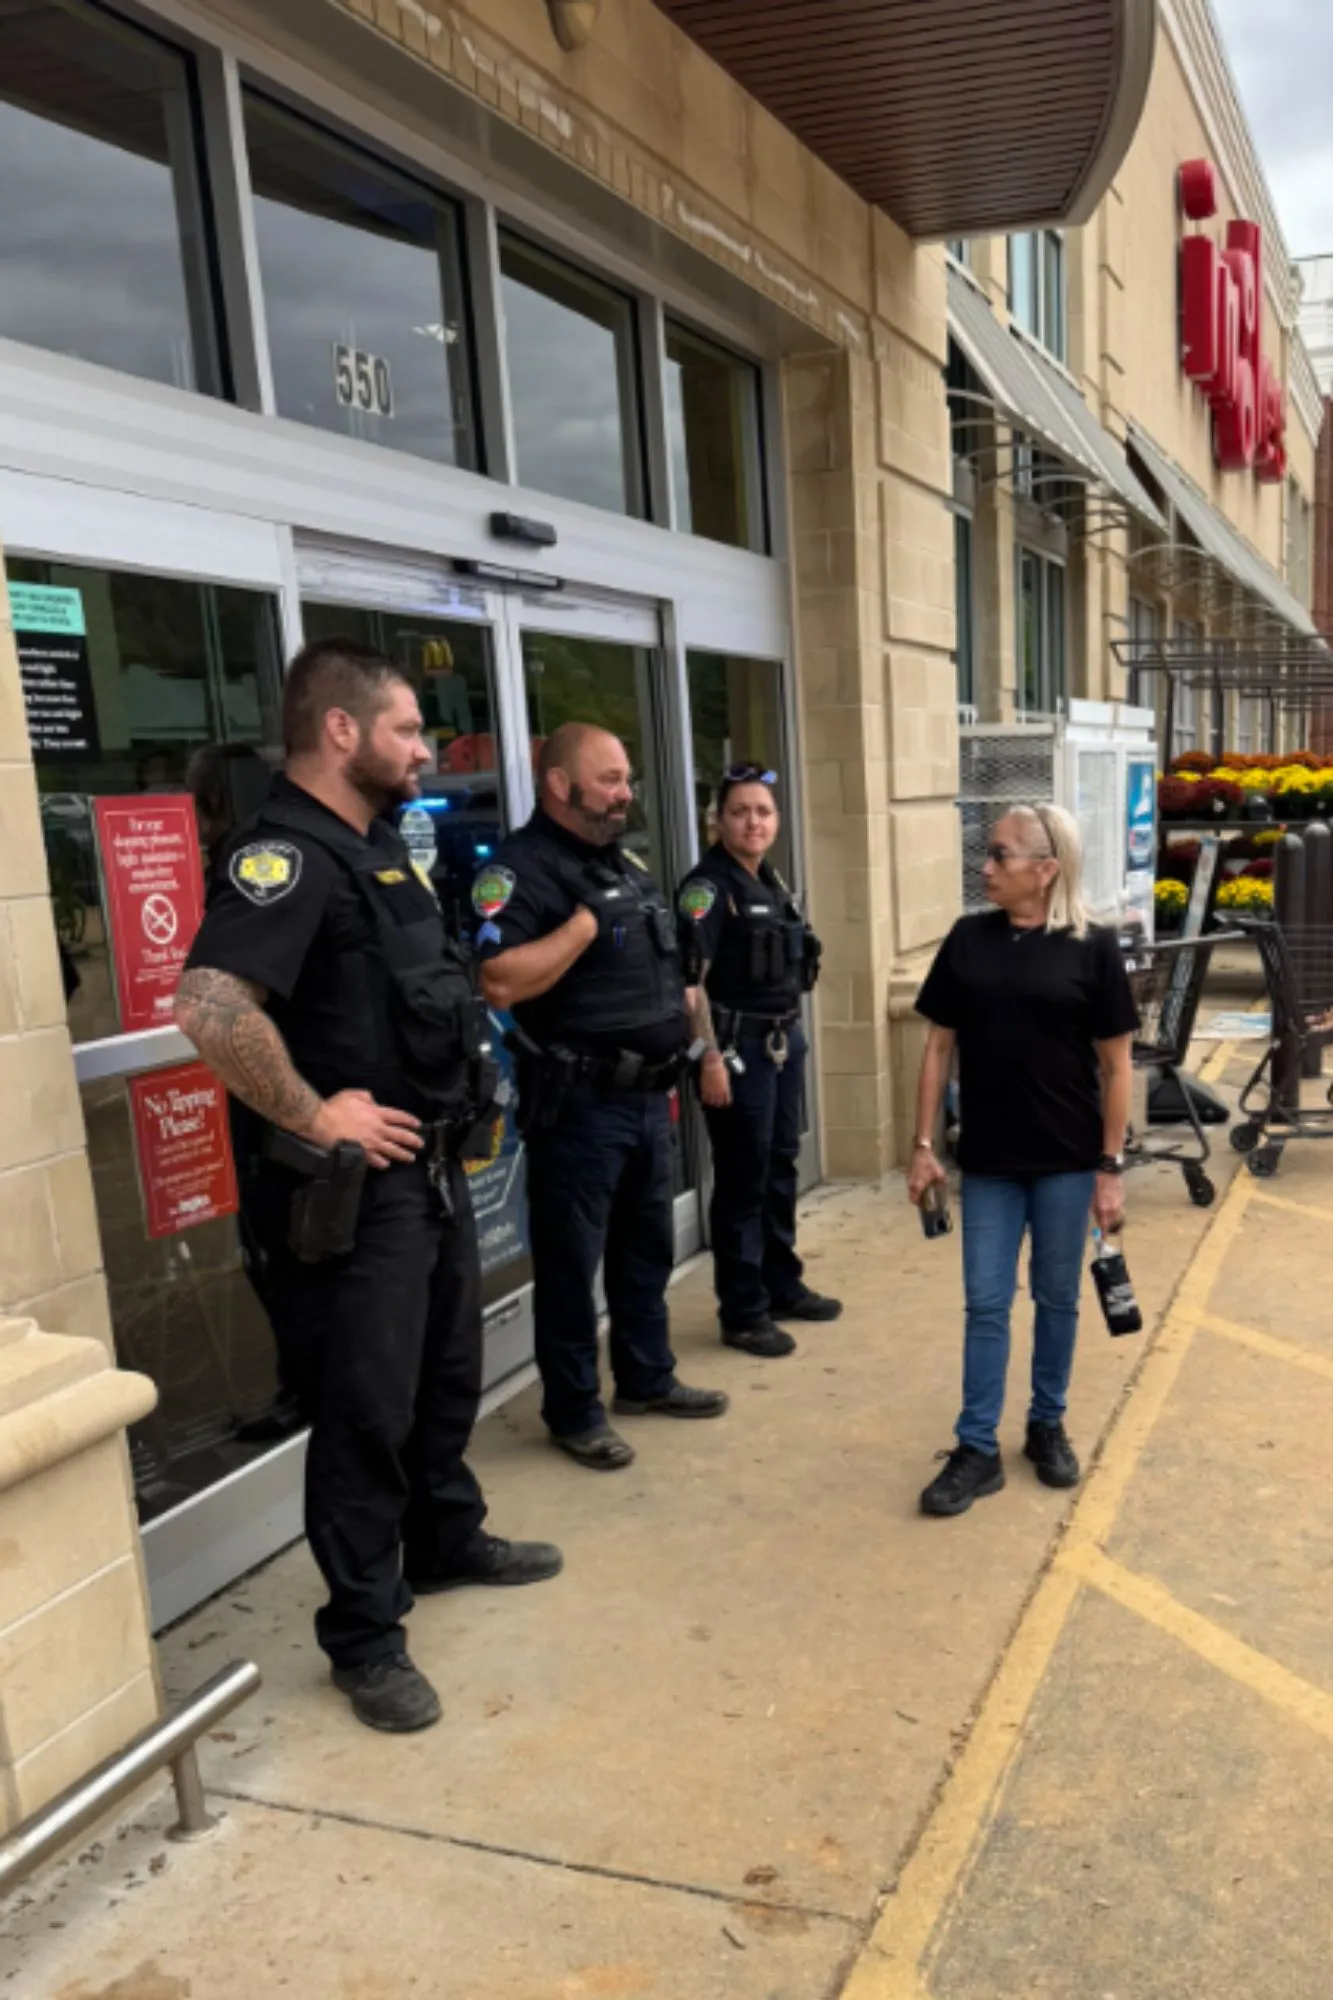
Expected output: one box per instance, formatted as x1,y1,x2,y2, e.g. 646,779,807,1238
1128,426,1317,638
652,0,1157,240
948,270,1165,528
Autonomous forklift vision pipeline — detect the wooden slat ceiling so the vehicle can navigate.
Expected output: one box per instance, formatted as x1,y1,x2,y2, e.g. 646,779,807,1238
652,0,1155,240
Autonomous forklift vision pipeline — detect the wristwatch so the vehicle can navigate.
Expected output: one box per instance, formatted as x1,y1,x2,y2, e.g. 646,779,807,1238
913,1137,935,1152
1097,1153,1126,1175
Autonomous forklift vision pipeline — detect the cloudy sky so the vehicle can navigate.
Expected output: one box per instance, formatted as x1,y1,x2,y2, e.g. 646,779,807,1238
1212,0,1333,259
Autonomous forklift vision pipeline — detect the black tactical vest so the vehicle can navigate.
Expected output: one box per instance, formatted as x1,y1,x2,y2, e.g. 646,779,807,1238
514,834,687,1052
693,852,813,1014
255,794,496,1122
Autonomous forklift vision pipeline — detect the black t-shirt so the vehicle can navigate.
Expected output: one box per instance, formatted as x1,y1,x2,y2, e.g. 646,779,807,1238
185,775,424,1112
915,912,1139,1176
474,808,687,1061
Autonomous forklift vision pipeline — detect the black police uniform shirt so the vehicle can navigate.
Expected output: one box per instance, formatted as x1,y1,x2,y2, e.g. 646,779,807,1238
915,911,1139,1178
677,846,803,1017
185,774,440,1127
473,807,687,1061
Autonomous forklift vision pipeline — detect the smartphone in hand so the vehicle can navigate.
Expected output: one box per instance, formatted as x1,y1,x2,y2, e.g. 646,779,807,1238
920,1181,953,1241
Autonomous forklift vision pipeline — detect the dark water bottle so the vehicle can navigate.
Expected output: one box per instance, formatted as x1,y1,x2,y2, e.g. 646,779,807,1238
920,1181,953,1241
1091,1230,1142,1336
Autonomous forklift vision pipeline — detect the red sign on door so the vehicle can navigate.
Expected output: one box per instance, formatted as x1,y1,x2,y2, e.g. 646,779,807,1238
129,1061,239,1240
94,796,205,1032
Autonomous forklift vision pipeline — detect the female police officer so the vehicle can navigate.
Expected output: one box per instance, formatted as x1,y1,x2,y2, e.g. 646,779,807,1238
678,766,841,1357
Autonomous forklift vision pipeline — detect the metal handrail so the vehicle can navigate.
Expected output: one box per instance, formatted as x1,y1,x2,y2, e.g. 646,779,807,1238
0,1659,261,1899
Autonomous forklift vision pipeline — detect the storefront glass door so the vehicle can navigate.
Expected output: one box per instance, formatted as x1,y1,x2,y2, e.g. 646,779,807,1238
685,648,819,1195
4,552,291,1536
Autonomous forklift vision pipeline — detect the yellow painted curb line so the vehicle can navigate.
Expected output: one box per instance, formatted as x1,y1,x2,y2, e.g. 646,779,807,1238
838,1167,1256,2000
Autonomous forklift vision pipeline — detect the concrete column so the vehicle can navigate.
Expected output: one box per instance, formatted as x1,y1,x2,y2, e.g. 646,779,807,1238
784,223,957,1177
0,563,160,1835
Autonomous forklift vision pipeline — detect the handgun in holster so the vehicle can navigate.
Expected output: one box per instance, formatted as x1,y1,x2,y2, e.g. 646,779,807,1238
504,1027,579,1137
265,1128,368,1263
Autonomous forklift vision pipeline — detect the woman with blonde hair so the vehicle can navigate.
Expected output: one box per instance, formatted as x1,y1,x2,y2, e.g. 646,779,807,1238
909,803,1138,1517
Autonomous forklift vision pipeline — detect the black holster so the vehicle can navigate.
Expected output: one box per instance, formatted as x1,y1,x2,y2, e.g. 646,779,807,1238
265,1128,368,1263
504,1027,578,1138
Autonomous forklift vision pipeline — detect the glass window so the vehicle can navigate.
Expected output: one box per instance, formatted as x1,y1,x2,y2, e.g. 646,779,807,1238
1009,230,1066,362
500,234,642,515
1127,596,1162,725
685,651,790,876
82,1074,285,1525
1173,620,1202,752
664,322,766,551
0,0,220,393
6,556,282,1046
244,93,478,468
1015,547,1066,716
1009,233,1038,338
299,603,500,945
953,514,975,710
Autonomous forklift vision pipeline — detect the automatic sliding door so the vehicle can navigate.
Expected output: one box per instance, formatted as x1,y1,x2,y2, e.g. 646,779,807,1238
517,622,702,1253
299,597,533,1340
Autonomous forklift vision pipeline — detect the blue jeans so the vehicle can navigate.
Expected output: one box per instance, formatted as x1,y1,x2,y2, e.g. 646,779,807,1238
957,1172,1095,1457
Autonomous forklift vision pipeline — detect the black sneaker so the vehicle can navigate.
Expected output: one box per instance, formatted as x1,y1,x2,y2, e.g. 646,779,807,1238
408,1533,565,1595
722,1317,798,1358
612,1381,730,1418
1024,1420,1080,1490
919,1445,1005,1518
330,1653,441,1733
771,1287,843,1323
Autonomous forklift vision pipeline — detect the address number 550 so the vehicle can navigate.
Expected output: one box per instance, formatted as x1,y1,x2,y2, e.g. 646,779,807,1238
333,343,394,418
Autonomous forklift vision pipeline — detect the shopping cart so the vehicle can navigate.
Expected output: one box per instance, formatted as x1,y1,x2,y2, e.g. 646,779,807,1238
1228,917,1333,1177
1122,931,1240,1208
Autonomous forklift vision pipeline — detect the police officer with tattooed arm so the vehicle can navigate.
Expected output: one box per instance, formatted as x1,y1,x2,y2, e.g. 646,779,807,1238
174,639,561,1736
475,724,729,1472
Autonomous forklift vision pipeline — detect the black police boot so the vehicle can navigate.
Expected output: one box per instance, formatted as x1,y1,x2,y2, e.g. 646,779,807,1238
407,1532,565,1595
612,1382,731,1418
919,1445,1005,1518
770,1286,843,1323
722,1316,797,1358
553,1424,637,1471
1024,1420,1080,1490
331,1653,441,1733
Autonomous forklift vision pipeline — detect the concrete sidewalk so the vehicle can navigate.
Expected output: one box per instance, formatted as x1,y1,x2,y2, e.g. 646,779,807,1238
4,1097,1255,2000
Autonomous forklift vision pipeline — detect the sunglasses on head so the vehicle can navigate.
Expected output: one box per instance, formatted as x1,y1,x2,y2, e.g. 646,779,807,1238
986,842,1054,864
723,763,778,785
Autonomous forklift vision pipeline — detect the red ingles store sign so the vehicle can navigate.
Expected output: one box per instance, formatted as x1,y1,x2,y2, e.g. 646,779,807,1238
1178,158,1287,483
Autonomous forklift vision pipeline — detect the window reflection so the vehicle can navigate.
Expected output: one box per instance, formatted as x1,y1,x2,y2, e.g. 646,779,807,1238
686,650,790,875
82,1077,285,1524
245,94,478,468
6,556,282,1045
665,323,765,551
500,235,641,515
299,603,501,946
0,0,219,393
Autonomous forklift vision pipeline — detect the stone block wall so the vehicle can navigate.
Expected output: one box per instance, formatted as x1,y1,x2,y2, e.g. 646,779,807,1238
0,567,160,1835
329,0,958,1177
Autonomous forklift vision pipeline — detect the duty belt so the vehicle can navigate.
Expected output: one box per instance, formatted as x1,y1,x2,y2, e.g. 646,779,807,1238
505,1026,698,1094
712,1004,800,1043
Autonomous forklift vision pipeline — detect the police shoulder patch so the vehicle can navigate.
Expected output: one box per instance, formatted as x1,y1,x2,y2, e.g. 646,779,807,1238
472,864,517,920
678,879,718,923
229,840,303,906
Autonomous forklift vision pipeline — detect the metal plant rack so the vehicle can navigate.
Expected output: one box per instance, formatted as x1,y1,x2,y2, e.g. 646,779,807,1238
1110,633,1333,765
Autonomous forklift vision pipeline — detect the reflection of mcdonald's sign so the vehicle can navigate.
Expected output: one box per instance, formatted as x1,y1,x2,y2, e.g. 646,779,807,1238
423,639,454,673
